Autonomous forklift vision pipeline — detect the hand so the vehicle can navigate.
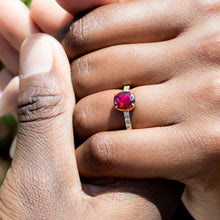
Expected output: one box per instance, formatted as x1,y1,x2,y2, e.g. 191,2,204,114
0,0,118,117
54,0,220,219
0,0,118,157
0,34,182,220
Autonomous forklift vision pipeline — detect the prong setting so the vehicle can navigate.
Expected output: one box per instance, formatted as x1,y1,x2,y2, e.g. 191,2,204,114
114,86,135,129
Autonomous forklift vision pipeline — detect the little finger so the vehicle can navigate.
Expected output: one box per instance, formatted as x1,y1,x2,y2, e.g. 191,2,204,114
76,124,207,182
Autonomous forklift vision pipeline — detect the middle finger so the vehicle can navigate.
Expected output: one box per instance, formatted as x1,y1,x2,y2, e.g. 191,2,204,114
71,39,187,98
58,0,192,60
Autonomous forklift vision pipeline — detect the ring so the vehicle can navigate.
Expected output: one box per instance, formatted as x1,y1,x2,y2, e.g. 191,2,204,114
114,85,136,130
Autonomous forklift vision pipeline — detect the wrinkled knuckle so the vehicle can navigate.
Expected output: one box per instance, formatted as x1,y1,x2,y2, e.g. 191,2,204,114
73,101,91,135
17,87,65,123
86,133,115,172
71,57,92,98
65,17,87,54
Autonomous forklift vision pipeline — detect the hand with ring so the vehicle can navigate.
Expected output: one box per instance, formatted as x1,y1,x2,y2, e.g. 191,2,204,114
0,0,119,118
0,0,119,156
53,1,220,219
0,0,183,219
0,33,183,220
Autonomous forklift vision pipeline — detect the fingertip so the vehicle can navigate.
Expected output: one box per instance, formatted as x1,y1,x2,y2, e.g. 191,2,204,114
30,0,73,34
19,33,74,111
0,0,40,50
20,34,53,79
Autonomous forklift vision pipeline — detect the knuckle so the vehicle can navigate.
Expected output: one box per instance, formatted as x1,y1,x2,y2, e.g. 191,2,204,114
64,17,87,57
73,101,92,136
17,85,65,123
86,133,115,172
196,33,220,63
71,56,92,98
70,18,85,46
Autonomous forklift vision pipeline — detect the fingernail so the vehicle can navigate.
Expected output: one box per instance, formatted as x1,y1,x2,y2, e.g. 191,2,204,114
20,35,53,78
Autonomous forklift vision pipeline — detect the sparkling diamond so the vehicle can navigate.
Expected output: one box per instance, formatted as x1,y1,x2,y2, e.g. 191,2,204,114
124,112,129,117
114,91,135,111
125,118,130,122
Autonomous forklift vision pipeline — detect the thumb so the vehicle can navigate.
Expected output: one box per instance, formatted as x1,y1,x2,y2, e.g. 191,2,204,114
14,33,80,189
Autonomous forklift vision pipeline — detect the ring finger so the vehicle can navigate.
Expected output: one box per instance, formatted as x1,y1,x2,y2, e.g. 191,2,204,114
74,82,184,139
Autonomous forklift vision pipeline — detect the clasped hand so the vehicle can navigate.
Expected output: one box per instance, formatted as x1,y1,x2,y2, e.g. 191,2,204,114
0,0,220,219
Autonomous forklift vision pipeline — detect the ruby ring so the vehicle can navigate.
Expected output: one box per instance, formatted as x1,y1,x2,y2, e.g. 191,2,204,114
114,85,136,130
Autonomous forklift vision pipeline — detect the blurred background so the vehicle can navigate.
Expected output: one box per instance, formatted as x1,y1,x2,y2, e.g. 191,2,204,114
0,0,32,186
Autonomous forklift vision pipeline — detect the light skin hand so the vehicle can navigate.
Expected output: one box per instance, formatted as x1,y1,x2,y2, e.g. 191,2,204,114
0,0,119,158
0,34,182,220
0,0,119,117
53,0,220,219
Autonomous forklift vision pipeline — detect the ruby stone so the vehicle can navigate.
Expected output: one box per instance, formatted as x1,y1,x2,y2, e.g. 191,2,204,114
114,91,135,111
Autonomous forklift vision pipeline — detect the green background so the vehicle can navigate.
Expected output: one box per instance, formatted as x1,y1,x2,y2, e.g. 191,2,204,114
21,0,32,7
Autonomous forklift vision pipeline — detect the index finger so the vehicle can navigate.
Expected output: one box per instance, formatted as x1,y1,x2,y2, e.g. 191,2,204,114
0,0,40,50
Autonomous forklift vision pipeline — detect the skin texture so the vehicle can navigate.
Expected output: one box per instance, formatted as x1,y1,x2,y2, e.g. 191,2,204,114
1,0,220,219
0,0,184,219
0,0,116,115
54,0,220,219
0,34,183,220
0,0,71,116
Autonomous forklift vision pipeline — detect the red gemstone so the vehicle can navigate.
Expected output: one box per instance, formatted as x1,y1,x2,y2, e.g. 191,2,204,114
114,91,135,111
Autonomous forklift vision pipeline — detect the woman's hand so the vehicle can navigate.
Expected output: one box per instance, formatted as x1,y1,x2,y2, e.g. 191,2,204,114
53,0,220,219
0,0,72,116
0,0,119,157
0,34,182,220
0,0,119,117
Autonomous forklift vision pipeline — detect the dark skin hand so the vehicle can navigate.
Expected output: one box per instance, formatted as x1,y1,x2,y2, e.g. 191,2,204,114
55,1,220,219
0,1,184,218
0,34,183,220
